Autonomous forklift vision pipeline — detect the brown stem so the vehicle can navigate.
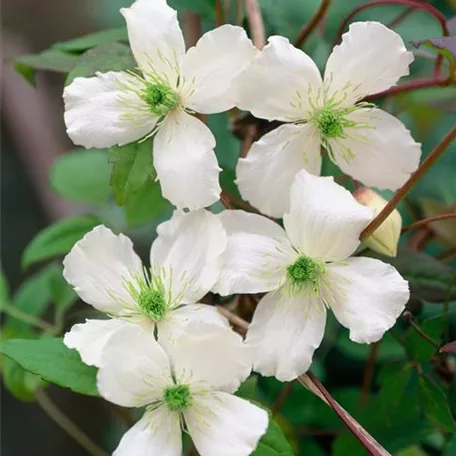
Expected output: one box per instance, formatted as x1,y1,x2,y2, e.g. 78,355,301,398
409,319,440,350
216,0,224,27
294,0,331,48
360,341,380,407
217,305,249,333
182,10,202,48
402,213,456,233
245,0,266,49
272,382,294,416
360,125,456,241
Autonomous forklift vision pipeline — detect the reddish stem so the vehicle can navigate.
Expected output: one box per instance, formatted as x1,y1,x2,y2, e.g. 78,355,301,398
295,0,331,48
402,213,456,233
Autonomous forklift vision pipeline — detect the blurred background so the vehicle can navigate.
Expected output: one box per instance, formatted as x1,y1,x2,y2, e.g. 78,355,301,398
1,0,455,455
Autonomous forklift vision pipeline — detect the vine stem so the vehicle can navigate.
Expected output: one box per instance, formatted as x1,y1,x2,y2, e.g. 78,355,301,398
245,0,266,49
35,389,108,456
402,213,456,233
360,125,456,241
360,341,380,407
294,0,331,48
2,305,57,333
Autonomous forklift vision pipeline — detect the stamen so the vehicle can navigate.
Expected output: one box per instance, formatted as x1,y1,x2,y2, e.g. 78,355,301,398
138,288,167,321
163,384,192,412
140,82,179,116
286,256,326,294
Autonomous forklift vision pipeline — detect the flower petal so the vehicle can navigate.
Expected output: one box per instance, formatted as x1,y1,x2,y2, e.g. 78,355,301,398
234,36,323,121
213,210,296,295
120,0,184,86
283,170,373,261
151,209,227,303
63,225,144,314
63,318,130,367
180,25,258,113
64,72,157,148
114,407,182,456
154,110,221,210
97,324,172,407
327,257,409,343
236,123,321,217
246,289,326,381
324,21,414,106
329,108,421,191
184,392,268,456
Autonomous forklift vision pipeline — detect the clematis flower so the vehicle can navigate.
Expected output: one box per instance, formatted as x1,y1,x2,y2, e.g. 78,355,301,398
234,21,421,217
63,0,257,210
97,322,268,456
214,170,410,381
63,209,228,367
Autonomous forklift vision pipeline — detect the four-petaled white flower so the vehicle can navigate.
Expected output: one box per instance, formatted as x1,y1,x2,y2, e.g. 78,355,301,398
234,21,422,217
63,209,229,367
97,322,268,456
64,0,257,210
214,170,410,381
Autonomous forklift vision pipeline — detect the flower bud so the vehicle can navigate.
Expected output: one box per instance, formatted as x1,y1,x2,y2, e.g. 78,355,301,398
354,188,402,257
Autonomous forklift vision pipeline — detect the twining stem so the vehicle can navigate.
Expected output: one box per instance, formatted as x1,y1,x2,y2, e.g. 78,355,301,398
402,213,456,233
245,0,266,49
360,341,380,407
35,389,108,456
360,125,456,240
3,305,57,333
294,0,331,48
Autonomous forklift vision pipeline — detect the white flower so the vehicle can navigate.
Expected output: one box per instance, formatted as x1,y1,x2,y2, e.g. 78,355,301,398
97,322,268,456
63,0,257,211
234,21,421,217
214,170,410,381
63,209,229,367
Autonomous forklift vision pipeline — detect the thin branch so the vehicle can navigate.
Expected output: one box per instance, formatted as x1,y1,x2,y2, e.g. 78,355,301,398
272,382,294,416
216,0,224,27
182,10,202,48
407,318,440,350
360,341,379,407
402,213,456,233
295,0,331,48
361,125,456,240
245,0,266,49
217,305,249,333
3,305,57,333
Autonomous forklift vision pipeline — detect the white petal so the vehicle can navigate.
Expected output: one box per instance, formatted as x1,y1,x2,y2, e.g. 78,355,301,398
63,319,129,367
180,25,258,113
283,170,373,262
63,226,144,314
120,0,184,86
114,407,182,456
327,257,409,343
236,123,322,217
246,289,326,381
64,72,157,148
213,210,296,296
324,21,414,106
151,210,227,303
184,392,268,456
234,36,323,121
97,324,172,407
329,108,422,191
154,111,221,210
170,322,253,394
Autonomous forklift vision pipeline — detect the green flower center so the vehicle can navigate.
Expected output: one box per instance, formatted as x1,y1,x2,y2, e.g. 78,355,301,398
312,106,345,138
287,256,326,289
163,384,192,412
138,288,167,321
141,83,179,116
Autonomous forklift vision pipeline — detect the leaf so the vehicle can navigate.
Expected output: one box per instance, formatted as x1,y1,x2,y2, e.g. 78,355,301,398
0,269,10,311
53,27,128,52
412,37,456,65
440,340,456,354
168,0,215,17
1,357,42,402
48,267,78,315
406,316,443,362
66,42,136,85
50,149,111,205
252,417,294,456
21,215,101,269
377,364,413,410
419,376,456,433
109,139,155,206
419,198,456,246
0,338,98,396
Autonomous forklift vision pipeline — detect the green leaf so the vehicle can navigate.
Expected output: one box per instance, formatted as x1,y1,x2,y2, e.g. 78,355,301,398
252,414,294,456
412,37,456,66
0,269,10,311
48,267,78,315
109,139,155,206
0,338,98,396
53,27,128,52
1,357,42,402
22,215,101,269
168,0,215,17
50,149,111,205
406,316,443,362
66,42,136,85
419,376,456,433
377,364,413,410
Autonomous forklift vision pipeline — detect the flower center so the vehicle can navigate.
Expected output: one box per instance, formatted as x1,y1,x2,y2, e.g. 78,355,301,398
138,288,167,321
287,256,326,290
312,106,345,138
141,83,179,116
163,384,192,412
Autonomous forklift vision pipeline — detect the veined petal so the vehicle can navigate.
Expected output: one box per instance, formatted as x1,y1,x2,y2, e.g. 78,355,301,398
180,25,257,113
283,171,373,262
150,210,227,303
324,22,414,106
234,36,323,121
63,226,144,314
236,123,322,217
184,392,268,456
120,0,184,87
114,407,182,456
329,108,421,191
154,110,221,210
64,72,157,148
246,289,326,381
63,319,130,367
327,257,409,343
213,210,296,296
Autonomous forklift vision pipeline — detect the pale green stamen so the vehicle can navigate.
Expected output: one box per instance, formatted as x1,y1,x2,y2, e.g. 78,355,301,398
163,384,192,412
287,256,326,291
141,83,179,116
311,106,356,139
138,288,167,321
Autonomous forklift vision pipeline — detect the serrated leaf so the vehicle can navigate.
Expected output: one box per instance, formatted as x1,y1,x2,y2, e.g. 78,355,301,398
406,316,442,362
22,215,101,269
0,338,98,396
50,149,111,205
412,37,456,65
53,27,128,52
